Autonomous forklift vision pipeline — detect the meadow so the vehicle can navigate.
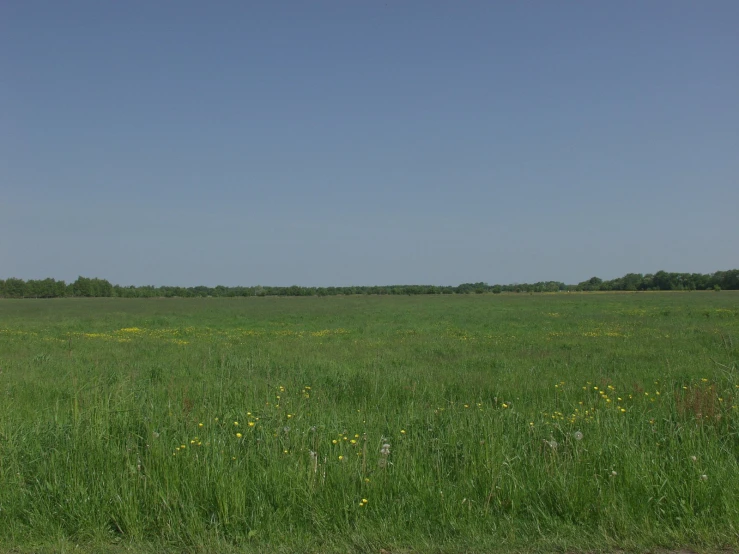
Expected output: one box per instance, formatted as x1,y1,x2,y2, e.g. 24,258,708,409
0,292,737,553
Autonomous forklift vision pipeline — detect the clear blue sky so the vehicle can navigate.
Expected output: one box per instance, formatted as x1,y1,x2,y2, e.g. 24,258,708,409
2,1,737,287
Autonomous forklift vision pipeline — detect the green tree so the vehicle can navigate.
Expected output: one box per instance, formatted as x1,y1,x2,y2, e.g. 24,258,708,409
71,277,93,297
4,278,27,298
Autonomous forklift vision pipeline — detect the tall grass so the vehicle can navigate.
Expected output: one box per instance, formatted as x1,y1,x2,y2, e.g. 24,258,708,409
0,293,737,552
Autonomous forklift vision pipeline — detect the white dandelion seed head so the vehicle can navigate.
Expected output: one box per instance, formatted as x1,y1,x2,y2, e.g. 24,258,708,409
573,431,583,441
700,474,708,481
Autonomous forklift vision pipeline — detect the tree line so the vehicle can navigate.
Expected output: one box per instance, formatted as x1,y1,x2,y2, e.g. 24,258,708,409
0,270,737,299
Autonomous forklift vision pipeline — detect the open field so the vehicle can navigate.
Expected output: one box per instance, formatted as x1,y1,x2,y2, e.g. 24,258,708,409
0,293,738,553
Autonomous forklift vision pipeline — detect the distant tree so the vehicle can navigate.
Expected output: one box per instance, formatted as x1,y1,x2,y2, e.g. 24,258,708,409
54,279,67,297
4,268,739,299
621,273,643,291
71,276,93,297
718,269,739,290
4,278,26,298
652,271,674,291
92,278,113,297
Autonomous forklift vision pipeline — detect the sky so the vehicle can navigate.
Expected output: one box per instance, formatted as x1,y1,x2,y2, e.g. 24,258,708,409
2,1,738,287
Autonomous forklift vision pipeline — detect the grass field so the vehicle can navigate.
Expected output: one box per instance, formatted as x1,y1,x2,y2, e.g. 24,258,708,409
1,292,738,553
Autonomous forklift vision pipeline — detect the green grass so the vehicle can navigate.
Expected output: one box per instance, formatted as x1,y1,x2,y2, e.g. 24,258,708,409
0,292,737,553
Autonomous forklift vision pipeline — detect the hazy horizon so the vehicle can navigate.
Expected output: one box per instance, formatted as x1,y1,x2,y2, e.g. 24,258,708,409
4,268,739,290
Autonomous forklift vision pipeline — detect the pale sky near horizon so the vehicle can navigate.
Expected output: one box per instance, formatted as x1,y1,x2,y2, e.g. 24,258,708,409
2,1,738,287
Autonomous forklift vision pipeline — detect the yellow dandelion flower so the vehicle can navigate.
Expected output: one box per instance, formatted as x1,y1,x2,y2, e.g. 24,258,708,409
248,421,255,427
338,455,344,460
236,433,242,438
